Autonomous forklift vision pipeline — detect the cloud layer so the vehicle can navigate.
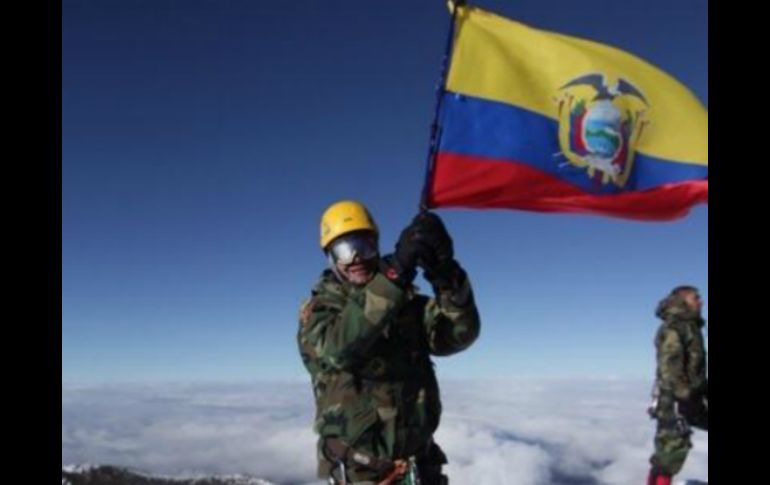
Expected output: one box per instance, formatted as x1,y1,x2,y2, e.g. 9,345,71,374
62,379,707,484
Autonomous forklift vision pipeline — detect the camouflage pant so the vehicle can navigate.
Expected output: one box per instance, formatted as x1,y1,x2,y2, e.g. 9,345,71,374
649,417,692,476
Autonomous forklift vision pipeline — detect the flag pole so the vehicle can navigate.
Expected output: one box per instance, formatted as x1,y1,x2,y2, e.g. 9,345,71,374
418,0,466,213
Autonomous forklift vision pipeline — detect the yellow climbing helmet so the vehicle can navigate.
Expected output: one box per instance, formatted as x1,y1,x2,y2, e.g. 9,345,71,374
320,200,378,249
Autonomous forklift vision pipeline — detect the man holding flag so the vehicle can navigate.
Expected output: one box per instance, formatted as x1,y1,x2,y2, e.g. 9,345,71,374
297,201,480,484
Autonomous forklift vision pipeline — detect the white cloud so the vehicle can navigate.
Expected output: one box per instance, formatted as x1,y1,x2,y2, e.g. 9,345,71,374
62,382,320,483
62,378,707,484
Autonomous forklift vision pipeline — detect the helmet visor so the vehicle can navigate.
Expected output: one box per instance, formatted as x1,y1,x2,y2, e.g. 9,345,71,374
328,232,378,265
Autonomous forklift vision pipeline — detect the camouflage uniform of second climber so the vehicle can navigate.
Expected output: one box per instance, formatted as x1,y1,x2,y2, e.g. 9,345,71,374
298,203,480,485
648,287,707,484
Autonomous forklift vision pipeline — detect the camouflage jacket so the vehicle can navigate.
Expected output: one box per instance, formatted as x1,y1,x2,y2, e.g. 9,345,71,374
297,268,480,476
653,295,707,410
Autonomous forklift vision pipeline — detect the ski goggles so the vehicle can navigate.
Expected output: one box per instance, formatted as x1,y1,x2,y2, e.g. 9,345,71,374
327,232,378,265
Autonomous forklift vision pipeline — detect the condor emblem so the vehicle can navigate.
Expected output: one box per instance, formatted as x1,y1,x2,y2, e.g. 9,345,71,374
555,73,650,187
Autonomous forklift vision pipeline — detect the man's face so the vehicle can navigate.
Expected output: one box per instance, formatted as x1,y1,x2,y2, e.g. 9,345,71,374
336,256,378,286
682,290,703,313
328,231,379,286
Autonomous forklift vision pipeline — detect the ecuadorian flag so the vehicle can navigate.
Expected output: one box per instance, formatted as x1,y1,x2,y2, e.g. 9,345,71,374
426,5,708,220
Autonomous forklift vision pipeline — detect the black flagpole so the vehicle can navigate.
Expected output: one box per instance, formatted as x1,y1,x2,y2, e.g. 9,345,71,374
418,0,466,213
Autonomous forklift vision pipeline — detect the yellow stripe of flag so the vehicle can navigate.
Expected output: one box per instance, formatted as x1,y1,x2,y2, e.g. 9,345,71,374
446,5,707,165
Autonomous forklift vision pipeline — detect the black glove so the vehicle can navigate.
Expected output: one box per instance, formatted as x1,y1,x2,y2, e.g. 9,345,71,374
688,382,708,431
407,212,468,291
677,396,708,431
382,212,456,290
409,211,454,271
380,222,427,288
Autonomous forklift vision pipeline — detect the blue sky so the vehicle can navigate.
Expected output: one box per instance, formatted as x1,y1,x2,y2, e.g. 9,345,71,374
62,0,708,383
